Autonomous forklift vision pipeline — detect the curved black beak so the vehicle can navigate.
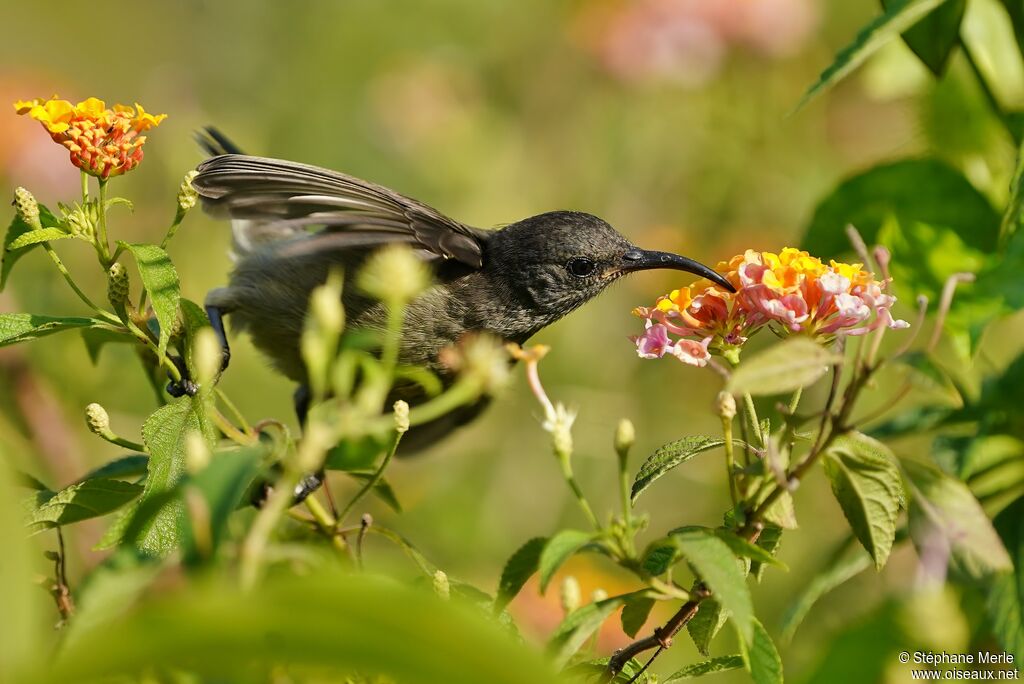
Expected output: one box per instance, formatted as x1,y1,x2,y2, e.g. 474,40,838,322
620,248,736,293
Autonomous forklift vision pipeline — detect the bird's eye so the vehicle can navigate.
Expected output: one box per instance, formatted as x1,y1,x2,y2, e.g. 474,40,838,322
566,257,597,277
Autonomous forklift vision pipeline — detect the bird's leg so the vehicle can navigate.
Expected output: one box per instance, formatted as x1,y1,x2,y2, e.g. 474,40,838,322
205,304,232,374
165,355,198,397
166,304,232,398
250,384,325,507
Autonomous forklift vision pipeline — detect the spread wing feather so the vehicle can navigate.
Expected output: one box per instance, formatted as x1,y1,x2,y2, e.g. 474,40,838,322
192,154,487,267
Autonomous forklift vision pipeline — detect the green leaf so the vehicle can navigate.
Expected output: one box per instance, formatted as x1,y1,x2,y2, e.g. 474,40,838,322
0,454,43,677
6,227,73,251
823,433,903,570
631,436,730,503
344,471,403,513
27,478,142,531
904,459,1012,579
739,619,783,684
548,593,633,668
118,242,180,358
727,337,841,397
80,327,135,364
665,655,744,681
1003,137,1024,244
714,529,788,571
0,313,100,347
997,0,1024,55
687,598,728,656
797,0,954,110
802,158,1001,259
882,0,965,75
988,497,1024,661
620,595,655,638
781,540,872,642
183,446,263,562
1,204,59,291
495,537,546,613
539,529,594,593
564,657,650,683
39,571,561,684
132,397,209,556
641,537,680,576
750,525,783,583
78,455,148,483
673,528,754,644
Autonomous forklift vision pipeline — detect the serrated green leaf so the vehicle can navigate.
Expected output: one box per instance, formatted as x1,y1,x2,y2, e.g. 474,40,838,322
6,227,73,251
727,337,841,397
882,0,965,75
904,458,1012,579
2,204,59,291
687,598,727,656
132,397,208,556
715,529,788,571
563,657,650,683
77,455,148,483
495,537,546,613
751,525,783,582
823,433,903,570
547,593,633,668
27,478,142,530
781,539,872,642
740,619,783,684
119,242,180,358
803,158,1001,259
665,655,744,681
0,313,100,347
539,529,594,593
620,595,655,638
641,537,680,576
673,528,754,644
797,0,954,110
631,436,730,503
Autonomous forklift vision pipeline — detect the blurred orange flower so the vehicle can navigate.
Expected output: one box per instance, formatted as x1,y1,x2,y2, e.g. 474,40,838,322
14,96,166,179
632,247,909,366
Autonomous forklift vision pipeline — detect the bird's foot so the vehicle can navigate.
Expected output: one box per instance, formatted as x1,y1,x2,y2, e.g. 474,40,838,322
250,469,325,508
166,355,199,397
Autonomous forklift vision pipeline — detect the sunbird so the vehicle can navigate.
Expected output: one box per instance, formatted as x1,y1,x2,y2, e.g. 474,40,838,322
184,129,733,499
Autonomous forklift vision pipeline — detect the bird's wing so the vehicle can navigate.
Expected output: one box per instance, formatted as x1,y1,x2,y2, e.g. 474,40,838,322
191,154,488,268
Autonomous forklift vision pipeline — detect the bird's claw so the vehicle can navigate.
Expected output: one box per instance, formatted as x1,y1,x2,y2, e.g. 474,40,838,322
250,470,325,508
166,355,200,397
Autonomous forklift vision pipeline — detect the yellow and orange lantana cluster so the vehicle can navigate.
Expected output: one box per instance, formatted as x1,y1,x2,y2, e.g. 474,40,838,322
14,96,166,179
632,247,908,367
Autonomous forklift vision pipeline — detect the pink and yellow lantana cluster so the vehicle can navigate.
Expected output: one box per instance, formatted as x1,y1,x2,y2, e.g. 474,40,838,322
632,247,909,367
14,96,166,179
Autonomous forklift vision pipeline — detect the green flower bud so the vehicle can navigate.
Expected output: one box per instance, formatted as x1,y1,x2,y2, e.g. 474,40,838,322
61,200,98,240
85,403,111,436
107,263,130,307
615,418,635,457
432,570,450,600
177,170,199,212
192,327,221,387
13,187,41,230
716,391,737,420
357,244,430,305
560,576,581,614
393,400,410,434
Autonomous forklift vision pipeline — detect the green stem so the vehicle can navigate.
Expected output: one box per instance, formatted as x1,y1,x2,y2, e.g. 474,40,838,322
787,387,803,415
160,208,186,250
240,468,300,589
339,428,404,524
80,171,89,204
41,243,119,323
304,495,349,555
721,413,739,509
380,302,404,376
216,388,253,435
96,179,111,266
558,452,600,530
743,392,764,447
617,455,635,554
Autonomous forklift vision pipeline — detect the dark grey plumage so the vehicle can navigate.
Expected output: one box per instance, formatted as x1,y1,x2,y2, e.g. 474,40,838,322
191,153,733,452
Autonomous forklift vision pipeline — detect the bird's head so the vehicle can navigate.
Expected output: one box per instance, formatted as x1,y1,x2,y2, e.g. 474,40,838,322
484,211,734,324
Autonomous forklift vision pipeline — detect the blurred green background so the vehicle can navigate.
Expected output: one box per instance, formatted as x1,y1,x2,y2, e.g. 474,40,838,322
2,0,1022,681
